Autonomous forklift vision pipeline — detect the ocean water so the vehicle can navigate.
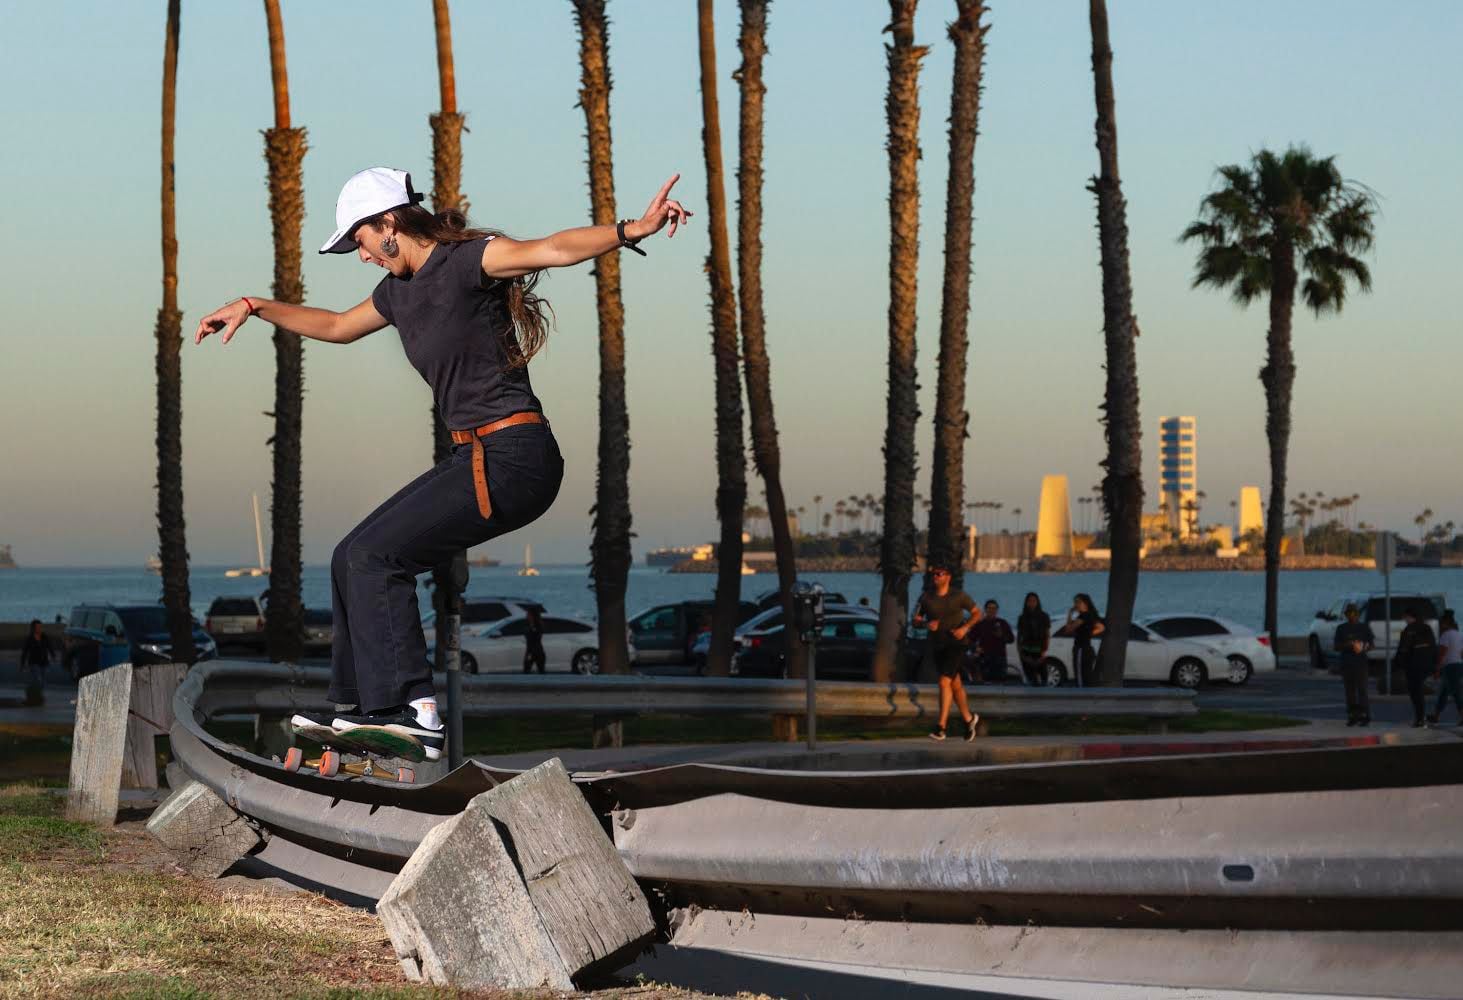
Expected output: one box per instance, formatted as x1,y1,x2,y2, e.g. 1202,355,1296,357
2,564,1459,636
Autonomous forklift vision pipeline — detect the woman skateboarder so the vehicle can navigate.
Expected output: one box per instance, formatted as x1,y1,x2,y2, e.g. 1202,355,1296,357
196,167,690,759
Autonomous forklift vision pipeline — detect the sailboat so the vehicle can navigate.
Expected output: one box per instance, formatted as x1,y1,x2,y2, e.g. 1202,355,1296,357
517,543,540,577
225,493,270,578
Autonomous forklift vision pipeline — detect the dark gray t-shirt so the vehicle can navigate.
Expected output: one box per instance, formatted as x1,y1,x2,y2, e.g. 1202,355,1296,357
371,237,543,430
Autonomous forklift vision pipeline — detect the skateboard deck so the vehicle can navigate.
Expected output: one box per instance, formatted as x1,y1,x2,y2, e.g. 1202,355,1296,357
284,721,425,783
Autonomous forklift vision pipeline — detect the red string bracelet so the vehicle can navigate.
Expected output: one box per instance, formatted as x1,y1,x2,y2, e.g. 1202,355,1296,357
241,296,257,316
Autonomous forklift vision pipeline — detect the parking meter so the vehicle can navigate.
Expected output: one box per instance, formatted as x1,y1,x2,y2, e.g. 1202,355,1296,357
444,550,469,770
793,587,825,749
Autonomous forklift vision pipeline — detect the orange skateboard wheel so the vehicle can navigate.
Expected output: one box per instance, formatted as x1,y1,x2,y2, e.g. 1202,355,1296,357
319,750,340,777
397,767,415,783
283,747,303,772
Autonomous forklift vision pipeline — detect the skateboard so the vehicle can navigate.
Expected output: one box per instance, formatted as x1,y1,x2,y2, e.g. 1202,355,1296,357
284,721,425,783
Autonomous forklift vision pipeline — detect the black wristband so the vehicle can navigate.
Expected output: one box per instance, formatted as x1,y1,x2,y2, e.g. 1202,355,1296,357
617,220,647,256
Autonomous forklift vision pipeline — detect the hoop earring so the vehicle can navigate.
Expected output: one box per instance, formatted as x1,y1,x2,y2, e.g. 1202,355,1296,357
381,234,399,258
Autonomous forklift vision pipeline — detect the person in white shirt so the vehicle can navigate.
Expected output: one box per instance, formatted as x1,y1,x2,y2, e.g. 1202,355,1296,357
1429,612,1463,727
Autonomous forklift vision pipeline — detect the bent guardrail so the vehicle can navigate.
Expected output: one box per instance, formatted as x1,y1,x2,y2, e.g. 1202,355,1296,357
165,660,1463,930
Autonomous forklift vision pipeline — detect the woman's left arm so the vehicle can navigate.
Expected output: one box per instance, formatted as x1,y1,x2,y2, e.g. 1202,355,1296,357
481,174,692,279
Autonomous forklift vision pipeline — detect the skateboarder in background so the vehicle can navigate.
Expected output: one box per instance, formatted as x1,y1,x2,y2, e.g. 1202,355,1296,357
1334,603,1373,726
196,167,691,760
913,563,980,741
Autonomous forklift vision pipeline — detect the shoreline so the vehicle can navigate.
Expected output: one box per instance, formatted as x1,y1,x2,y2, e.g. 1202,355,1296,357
671,554,1381,574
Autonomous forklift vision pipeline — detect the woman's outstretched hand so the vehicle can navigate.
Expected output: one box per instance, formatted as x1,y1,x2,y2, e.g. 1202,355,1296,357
631,174,693,240
194,300,252,345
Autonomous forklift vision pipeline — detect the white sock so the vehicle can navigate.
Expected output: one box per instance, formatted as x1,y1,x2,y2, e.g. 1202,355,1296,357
410,697,443,730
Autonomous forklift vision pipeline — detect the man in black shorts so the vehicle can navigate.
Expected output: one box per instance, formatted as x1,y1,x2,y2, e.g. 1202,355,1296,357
913,563,980,741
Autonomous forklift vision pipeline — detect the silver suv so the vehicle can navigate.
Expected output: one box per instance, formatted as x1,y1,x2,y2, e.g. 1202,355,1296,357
205,595,267,650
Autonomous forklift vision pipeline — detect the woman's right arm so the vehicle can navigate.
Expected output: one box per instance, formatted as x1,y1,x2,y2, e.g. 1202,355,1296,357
194,296,387,346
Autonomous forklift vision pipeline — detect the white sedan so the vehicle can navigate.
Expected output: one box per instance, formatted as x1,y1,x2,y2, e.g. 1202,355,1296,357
1026,622,1229,689
427,614,626,675
1137,613,1277,685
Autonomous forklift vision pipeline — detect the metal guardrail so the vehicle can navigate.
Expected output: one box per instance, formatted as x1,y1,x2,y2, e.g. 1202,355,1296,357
166,660,1463,931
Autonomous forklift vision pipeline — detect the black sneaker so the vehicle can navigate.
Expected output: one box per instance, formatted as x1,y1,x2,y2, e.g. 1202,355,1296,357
334,708,446,761
964,714,980,742
928,725,947,741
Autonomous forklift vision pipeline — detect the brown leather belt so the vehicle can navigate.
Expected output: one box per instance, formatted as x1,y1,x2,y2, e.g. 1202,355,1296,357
450,412,546,520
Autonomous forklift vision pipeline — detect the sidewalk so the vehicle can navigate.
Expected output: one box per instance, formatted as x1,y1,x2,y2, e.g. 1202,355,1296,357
476,718,1457,775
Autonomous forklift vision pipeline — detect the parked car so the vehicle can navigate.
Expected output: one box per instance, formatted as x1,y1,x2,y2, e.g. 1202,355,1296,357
1137,614,1276,685
302,607,333,655
733,615,881,679
1031,623,1227,689
205,595,266,650
1306,592,1446,672
64,603,217,679
700,601,879,668
751,582,849,613
629,599,759,666
421,595,546,650
427,613,627,674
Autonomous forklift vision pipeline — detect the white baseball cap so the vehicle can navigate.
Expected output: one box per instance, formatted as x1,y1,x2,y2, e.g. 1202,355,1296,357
319,167,426,254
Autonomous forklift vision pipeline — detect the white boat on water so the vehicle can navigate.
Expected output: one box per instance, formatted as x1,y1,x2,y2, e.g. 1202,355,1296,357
145,554,162,574
226,494,270,578
517,543,540,577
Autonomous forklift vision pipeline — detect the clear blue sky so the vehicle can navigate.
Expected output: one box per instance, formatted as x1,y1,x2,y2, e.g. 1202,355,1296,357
2,1,1460,566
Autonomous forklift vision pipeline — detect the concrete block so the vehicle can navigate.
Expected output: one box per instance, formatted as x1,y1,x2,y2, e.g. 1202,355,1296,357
65,663,134,825
146,779,264,878
379,757,655,990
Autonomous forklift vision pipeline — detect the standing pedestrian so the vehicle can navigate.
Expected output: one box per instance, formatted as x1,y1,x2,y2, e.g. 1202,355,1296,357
912,562,979,741
196,167,691,760
1334,603,1373,727
522,607,547,674
1065,594,1104,687
970,599,1015,684
1428,612,1463,727
1396,606,1437,728
1016,592,1051,686
18,619,52,706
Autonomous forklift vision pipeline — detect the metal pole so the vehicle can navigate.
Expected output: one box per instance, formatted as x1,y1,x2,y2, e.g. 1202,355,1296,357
445,551,468,770
805,632,817,751
1383,562,1392,698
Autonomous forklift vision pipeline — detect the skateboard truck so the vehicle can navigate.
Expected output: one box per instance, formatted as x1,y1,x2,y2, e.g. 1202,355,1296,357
282,745,416,783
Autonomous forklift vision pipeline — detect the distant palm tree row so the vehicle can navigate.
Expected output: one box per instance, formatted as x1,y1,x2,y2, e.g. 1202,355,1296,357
150,1,1376,683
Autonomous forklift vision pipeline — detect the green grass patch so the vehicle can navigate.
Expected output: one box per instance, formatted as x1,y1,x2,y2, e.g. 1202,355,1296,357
0,784,103,862
0,723,73,786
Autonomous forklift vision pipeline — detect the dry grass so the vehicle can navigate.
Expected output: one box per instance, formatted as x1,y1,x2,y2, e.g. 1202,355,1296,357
0,787,742,1000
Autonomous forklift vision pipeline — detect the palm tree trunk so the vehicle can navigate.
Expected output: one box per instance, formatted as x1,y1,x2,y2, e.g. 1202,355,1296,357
156,0,194,664
736,1,804,675
1088,0,1142,686
927,0,987,595
1261,241,1297,645
428,0,467,669
872,0,928,683
573,0,632,676
263,0,305,663
698,0,747,678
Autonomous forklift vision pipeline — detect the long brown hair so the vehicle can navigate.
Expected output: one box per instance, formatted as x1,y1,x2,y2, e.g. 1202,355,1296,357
368,205,553,367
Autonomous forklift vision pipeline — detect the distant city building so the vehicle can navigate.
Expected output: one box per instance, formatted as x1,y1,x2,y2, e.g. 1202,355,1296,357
1035,475,1073,557
1159,416,1198,538
1238,485,1263,548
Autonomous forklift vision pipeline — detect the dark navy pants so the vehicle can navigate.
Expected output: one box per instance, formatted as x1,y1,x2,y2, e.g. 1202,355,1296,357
328,421,563,713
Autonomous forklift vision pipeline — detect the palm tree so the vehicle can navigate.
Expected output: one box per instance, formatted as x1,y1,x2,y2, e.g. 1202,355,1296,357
733,0,804,676
572,0,632,675
1416,509,1433,546
1182,146,1377,643
696,0,748,677
155,0,194,665
927,0,988,595
429,0,467,470
813,494,824,533
428,0,466,669
871,0,928,683
1086,0,1142,686
262,0,306,663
